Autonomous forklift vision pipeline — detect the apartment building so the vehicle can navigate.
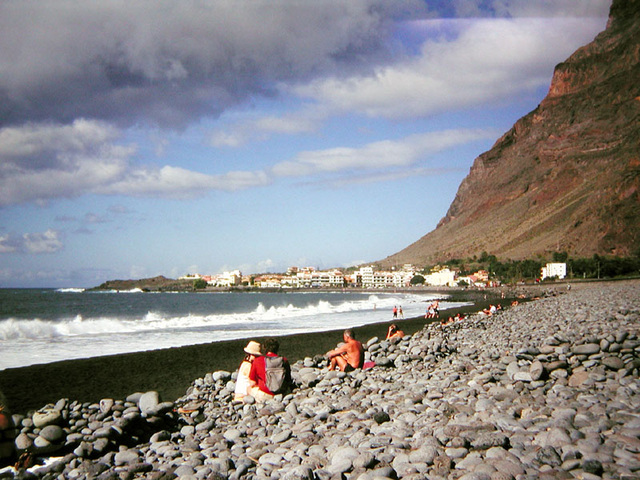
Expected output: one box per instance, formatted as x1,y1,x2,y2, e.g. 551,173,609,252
424,267,457,287
541,263,567,280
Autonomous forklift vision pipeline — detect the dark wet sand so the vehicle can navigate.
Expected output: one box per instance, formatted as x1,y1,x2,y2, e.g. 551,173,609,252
0,292,498,415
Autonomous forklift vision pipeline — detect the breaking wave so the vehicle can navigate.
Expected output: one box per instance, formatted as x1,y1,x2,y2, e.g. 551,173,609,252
0,293,439,342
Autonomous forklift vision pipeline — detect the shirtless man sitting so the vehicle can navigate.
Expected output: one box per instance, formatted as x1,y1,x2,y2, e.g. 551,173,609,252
386,323,404,340
327,329,364,372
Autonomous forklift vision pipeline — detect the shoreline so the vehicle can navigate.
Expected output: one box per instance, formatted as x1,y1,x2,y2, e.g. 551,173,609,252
0,289,503,415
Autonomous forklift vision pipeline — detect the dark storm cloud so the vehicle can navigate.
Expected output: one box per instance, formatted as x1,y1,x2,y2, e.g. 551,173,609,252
0,0,419,128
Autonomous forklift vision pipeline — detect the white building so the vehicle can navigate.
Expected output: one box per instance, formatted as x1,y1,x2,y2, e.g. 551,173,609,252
402,264,417,274
327,269,345,287
357,266,375,288
392,270,414,287
541,263,567,280
424,267,457,287
256,275,283,288
280,276,300,289
213,270,242,287
296,270,313,288
373,271,394,288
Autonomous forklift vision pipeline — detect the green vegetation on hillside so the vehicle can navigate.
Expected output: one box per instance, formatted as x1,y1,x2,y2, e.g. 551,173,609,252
425,252,640,284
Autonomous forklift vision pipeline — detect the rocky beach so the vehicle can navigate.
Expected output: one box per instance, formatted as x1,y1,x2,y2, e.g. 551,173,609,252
1,280,639,479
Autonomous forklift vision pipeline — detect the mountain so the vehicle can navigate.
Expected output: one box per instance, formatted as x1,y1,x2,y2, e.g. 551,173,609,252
380,0,640,268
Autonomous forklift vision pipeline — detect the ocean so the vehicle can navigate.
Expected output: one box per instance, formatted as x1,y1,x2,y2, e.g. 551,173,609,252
0,288,471,371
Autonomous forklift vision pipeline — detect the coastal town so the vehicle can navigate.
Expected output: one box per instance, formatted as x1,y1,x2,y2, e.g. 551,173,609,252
179,262,567,290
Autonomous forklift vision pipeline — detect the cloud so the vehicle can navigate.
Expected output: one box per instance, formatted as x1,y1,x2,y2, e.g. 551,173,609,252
3,0,605,130
209,107,327,148
312,166,460,189
483,0,610,18
0,119,271,206
96,166,271,197
55,205,136,234
272,129,494,179
294,17,607,119
0,229,63,254
0,119,134,206
208,14,607,145
0,0,404,129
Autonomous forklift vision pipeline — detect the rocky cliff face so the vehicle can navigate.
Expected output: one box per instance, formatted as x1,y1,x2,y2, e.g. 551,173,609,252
382,0,640,267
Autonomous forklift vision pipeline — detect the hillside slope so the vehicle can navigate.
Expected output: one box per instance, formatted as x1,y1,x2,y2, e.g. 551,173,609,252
381,0,640,267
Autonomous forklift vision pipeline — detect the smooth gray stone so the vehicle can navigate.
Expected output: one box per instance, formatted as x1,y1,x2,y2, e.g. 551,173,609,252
601,356,625,370
114,449,141,465
15,433,33,451
353,452,377,469
93,426,115,439
212,371,231,382
32,408,62,428
92,437,110,454
258,452,284,466
99,399,114,414
138,391,160,415
535,446,562,466
125,392,144,404
33,435,59,454
281,465,314,480
330,446,360,466
39,424,65,443
445,447,468,459
513,372,533,382
408,445,438,465
173,464,195,477
572,344,600,355
529,360,545,380
471,432,509,450
223,429,243,443
73,441,93,458
506,362,520,380
272,429,292,443
546,360,569,370
195,419,214,432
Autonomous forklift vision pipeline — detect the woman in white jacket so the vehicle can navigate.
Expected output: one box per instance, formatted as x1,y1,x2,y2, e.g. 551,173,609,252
233,341,262,402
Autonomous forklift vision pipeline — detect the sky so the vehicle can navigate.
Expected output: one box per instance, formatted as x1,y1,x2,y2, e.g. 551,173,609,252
0,0,611,288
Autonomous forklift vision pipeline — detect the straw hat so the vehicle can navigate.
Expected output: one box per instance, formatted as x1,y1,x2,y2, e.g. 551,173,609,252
244,341,262,356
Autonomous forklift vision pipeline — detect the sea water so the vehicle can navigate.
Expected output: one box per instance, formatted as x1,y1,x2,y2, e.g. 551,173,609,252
0,288,470,370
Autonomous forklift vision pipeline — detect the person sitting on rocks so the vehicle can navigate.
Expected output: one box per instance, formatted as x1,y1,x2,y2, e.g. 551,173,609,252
425,300,440,319
248,338,291,403
234,340,262,402
482,304,497,315
386,323,404,340
327,329,364,372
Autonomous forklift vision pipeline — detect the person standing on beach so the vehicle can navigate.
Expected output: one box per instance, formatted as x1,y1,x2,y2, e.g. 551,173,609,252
327,329,364,372
233,341,262,402
248,338,291,402
392,306,398,318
